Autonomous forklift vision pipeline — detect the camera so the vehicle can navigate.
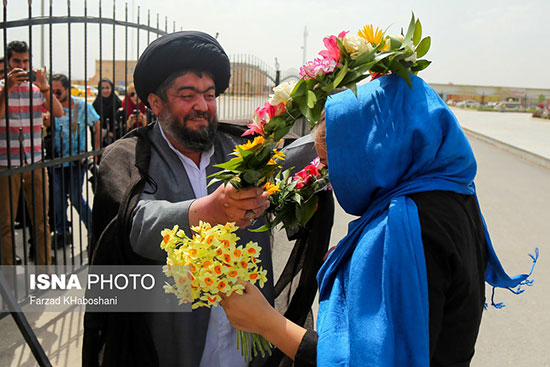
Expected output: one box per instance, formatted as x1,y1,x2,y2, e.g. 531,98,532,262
26,70,36,82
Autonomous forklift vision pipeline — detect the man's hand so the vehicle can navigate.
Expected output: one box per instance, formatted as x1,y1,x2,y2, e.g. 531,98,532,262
5,68,28,91
189,183,270,228
32,66,50,93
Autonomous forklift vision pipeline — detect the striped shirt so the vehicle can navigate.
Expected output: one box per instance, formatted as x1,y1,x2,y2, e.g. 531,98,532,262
0,80,45,166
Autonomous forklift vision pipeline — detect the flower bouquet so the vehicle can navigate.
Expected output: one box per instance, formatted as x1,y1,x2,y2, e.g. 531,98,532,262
209,14,431,230
160,221,272,362
251,157,330,232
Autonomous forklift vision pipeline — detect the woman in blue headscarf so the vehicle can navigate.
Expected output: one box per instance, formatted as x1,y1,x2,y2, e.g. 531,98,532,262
221,74,536,367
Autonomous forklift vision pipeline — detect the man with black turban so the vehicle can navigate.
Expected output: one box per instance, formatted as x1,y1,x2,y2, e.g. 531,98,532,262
82,31,290,366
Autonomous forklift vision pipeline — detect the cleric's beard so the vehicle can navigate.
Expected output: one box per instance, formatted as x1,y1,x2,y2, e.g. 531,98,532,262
159,109,218,153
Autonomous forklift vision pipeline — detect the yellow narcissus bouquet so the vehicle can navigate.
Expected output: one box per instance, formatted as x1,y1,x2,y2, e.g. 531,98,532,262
160,221,272,361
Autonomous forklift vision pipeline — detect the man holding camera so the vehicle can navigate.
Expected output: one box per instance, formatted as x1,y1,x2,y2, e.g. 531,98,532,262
0,40,62,265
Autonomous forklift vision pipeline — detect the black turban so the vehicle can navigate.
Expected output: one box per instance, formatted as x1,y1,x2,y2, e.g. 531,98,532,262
133,31,231,108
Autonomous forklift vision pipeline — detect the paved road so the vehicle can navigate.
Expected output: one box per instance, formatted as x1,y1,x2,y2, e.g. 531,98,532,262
468,136,550,367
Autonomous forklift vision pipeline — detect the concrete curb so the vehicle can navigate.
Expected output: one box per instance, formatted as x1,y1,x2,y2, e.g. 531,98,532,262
463,127,550,170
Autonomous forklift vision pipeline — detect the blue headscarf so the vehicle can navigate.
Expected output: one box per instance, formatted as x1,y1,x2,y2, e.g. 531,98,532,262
316,74,537,366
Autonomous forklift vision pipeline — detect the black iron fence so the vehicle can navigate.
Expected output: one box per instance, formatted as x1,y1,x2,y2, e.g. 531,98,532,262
0,1,304,365
1,0,300,315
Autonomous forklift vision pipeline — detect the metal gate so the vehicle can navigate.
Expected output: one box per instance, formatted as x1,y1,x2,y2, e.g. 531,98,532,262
1,0,296,309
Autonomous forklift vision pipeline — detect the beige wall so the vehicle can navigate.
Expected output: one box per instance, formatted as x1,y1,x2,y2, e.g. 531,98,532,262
87,60,138,88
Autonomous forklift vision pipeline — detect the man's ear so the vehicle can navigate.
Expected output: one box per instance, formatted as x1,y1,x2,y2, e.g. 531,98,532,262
148,93,163,115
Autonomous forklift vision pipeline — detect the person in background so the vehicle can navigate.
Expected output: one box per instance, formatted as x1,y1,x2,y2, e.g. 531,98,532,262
45,73,100,247
92,78,122,147
121,81,147,131
0,40,63,265
0,57,5,80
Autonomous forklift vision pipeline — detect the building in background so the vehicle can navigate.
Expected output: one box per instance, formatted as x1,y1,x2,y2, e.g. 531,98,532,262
87,60,138,92
227,62,271,96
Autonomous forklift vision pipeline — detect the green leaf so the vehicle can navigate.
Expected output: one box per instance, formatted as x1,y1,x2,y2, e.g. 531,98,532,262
389,36,403,50
415,36,431,58
214,158,242,170
263,115,287,136
403,13,416,45
336,37,348,62
411,59,431,73
390,59,412,88
295,196,319,226
350,60,377,76
248,224,271,233
412,19,422,46
347,82,358,97
350,42,383,67
374,51,395,63
242,170,262,185
291,78,307,97
307,90,317,108
298,100,312,122
273,125,292,141
332,59,348,89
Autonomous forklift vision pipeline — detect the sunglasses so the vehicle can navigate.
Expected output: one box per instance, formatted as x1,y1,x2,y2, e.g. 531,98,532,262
53,89,63,96
129,92,136,97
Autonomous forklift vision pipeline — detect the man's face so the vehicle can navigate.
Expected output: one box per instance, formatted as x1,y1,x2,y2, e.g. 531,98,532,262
157,72,218,152
52,81,69,103
9,51,30,71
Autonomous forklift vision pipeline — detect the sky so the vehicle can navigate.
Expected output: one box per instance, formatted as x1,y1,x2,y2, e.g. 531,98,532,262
1,0,549,89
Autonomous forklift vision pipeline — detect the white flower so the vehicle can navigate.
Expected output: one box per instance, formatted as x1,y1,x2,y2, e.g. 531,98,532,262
403,42,417,63
404,52,417,63
343,34,373,59
269,81,296,106
389,34,404,43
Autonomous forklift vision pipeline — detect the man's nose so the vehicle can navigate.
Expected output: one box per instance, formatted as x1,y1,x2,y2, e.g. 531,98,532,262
193,94,208,111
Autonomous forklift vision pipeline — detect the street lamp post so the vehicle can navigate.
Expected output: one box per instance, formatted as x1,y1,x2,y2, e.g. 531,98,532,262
274,58,280,86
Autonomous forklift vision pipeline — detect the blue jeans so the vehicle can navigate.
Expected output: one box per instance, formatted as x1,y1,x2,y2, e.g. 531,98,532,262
52,165,92,235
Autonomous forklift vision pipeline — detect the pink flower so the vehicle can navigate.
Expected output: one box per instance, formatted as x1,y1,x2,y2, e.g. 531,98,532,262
318,31,348,62
299,58,338,80
243,102,286,137
311,157,321,168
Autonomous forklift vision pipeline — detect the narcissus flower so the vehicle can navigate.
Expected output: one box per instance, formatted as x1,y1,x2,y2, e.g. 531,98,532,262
161,221,267,309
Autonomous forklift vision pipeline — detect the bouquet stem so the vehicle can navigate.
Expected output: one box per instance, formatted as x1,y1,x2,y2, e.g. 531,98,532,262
237,329,272,363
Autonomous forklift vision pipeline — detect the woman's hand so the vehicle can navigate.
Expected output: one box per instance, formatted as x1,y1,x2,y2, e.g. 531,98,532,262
126,111,146,130
220,281,308,360
220,281,275,334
